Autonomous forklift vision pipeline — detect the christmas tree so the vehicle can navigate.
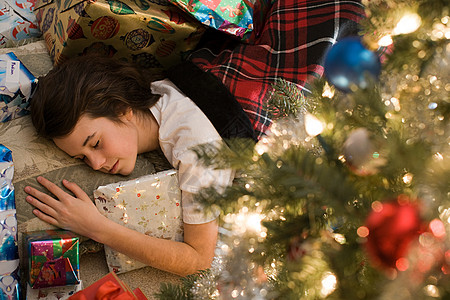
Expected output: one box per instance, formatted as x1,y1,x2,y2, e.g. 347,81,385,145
156,0,449,299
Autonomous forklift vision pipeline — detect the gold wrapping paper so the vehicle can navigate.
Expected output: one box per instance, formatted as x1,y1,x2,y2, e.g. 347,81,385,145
34,0,206,68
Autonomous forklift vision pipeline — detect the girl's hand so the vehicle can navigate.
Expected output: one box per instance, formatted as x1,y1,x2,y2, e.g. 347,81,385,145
24,176,104,238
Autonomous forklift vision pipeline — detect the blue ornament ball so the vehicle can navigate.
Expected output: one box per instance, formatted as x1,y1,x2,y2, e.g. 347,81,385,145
324,37,381,92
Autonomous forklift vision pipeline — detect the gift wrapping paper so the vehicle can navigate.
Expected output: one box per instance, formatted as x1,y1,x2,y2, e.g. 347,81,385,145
94,169,183,274
0,144,19,300
25,229,80,289
0,0,41,48
168,0,271,40
0,52,38,123
34,0,205,69
0,259,19,300
26,281,83,300
69,272,147,300
168,0,253,38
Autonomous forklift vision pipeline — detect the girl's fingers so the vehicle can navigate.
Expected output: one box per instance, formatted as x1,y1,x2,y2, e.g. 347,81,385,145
24,184,61,208
32,208,59,227
62,179,90,201
36,176,70,201
25,195,58,218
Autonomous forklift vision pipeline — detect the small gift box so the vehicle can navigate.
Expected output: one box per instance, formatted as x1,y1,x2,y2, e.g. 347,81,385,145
68,272,147,300
0,0,41,48
34,0,205,68
0,52,38,123
26,281,83,300
24,229,80,289
93,169,183,274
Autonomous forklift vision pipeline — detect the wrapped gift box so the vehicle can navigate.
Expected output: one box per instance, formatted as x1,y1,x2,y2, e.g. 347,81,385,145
34,0,206,68
0,144,19,300
168,0,253,38
69,272,147,300
94,169,183,274
0,0,41,48
26,281,83,300
168,0,271,41
0,52,38,123
0,259,20,300
24,229,80,289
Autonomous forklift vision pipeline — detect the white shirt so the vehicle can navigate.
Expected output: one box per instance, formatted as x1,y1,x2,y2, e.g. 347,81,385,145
150,79,234,224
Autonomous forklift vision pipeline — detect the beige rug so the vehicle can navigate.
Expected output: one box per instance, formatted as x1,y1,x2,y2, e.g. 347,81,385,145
1,41,181,299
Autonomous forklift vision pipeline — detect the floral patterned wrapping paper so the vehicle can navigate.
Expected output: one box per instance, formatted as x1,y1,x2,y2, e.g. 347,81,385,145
93,169,183,274
0,52,38,123
34,0,206,69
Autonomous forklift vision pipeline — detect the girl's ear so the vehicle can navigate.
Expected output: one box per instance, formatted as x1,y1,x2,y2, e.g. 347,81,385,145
120,108,134,122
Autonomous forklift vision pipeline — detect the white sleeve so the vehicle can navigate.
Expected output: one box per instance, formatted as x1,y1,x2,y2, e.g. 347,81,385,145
150,79,234,224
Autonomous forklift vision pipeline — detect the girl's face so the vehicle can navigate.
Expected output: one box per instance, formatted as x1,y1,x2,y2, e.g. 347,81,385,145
54,113,148,175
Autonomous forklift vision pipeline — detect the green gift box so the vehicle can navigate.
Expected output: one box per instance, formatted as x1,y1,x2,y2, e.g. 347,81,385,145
34,0,206,69
24,229,80,289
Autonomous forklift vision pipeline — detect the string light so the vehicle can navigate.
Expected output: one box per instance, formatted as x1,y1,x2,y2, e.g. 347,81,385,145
378,34,393,47
304,113,324,137
393,13,422,35
322,82,335,98
224,209,267,237
320,272,337,297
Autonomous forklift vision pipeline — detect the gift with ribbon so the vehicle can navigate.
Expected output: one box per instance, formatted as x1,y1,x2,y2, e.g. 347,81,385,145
68,272,147,300
24,229,80,289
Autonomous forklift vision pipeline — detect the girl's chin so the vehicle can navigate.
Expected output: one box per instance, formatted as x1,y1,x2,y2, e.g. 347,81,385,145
119,169,133,176
118,163,136,176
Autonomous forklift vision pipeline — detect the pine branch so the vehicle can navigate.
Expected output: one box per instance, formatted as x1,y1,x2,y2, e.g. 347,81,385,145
265,78,311,119
154,270,212,300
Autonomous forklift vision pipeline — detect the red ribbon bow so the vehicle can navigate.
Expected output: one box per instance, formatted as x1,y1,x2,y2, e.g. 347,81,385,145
70,280,136,300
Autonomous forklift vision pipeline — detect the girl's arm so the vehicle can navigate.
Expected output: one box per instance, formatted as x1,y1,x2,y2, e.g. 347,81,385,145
25,176,218,277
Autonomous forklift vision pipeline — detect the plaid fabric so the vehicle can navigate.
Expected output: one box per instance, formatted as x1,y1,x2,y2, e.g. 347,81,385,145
189,0,365,140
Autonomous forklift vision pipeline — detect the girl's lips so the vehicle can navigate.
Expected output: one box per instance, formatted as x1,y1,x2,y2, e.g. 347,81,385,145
109,161,119,174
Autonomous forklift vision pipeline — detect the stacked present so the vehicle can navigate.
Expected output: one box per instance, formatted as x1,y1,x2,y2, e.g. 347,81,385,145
167,0,270,40
34,0,206,68
0,52,38,123
24,229,80,289
0,0,41,48
0,144,20,300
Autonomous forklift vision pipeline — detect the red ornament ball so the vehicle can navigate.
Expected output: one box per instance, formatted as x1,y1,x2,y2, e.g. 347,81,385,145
364,196,422,270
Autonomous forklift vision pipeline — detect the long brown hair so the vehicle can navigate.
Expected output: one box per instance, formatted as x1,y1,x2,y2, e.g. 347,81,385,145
31,55,163,139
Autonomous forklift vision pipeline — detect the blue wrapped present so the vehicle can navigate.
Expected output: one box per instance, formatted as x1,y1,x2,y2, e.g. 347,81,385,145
0,52,38,123
0,144,19,300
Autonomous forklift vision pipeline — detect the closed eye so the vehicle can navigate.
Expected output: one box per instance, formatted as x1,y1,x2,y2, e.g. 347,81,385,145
94,140,99,149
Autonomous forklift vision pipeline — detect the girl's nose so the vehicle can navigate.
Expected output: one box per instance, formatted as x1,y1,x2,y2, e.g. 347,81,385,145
85,153,105,171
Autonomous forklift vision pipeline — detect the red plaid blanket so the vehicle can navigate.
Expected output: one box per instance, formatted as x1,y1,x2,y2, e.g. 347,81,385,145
189,0,365,139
